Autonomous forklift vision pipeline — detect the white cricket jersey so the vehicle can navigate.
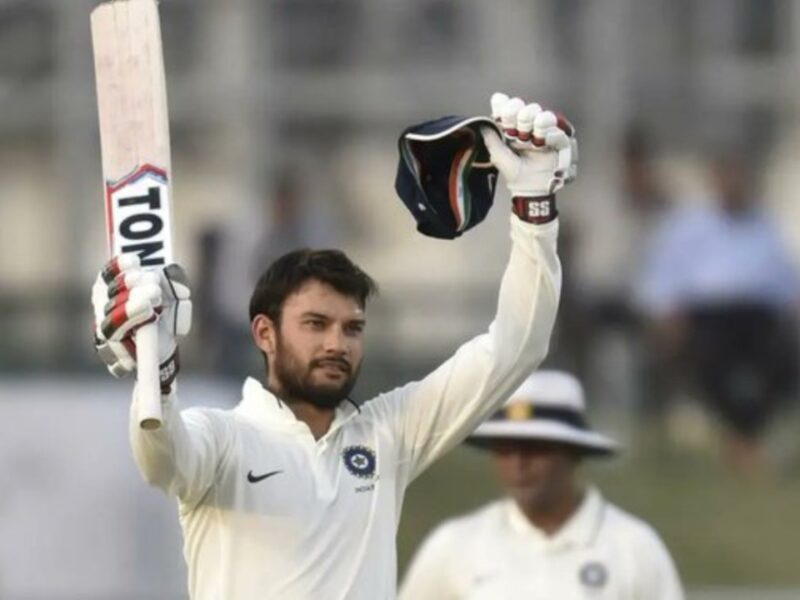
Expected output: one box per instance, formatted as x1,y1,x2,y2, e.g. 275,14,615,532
399,489,685,600
129,217,562,600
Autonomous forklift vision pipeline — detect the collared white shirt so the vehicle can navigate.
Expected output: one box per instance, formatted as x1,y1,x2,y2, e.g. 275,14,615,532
129,217,562,600
399,489,685,600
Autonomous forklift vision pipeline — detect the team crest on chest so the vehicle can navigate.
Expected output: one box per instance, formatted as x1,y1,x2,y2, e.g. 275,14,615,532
342,445,377,479
578,561,608,589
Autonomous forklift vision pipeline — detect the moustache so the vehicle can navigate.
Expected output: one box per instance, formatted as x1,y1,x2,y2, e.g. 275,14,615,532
310,357,352,375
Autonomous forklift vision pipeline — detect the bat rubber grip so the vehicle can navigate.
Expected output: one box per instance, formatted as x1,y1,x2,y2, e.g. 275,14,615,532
136,322,163,430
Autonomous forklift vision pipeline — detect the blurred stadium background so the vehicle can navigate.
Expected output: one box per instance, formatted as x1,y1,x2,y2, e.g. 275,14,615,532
2,0,800,598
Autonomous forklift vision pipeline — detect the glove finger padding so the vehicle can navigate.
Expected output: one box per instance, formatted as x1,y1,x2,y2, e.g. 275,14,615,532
490,92,510,121
486,92,578,198
92,256,192,382
105,268,152,300
101,273,160,340
499,97,525,136
95,338,137,378
92,255,140,324
516,103,542,143
92,256,157,378
100,253,140,285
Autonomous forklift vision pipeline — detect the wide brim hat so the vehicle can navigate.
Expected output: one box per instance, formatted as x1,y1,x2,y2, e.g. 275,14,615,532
395,115,501,240
468,371,619,457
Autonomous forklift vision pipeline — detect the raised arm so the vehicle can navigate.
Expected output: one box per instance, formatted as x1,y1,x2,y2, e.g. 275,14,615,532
371,95,575,479
92,255,225,505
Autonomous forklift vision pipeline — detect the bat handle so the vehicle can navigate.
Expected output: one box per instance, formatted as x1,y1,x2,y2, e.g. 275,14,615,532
136,322,163,430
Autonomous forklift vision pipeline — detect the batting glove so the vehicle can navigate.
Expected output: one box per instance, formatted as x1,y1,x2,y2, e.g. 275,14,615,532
91,254,192,392
481,92,578,224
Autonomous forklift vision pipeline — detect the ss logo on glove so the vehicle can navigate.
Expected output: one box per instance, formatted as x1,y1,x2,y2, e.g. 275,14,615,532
526,200,552,219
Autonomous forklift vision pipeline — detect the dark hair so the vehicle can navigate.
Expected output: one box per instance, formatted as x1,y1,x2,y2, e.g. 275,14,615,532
249,248,378,323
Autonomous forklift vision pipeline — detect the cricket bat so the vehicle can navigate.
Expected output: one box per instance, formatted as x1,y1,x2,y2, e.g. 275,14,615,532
91,0,174,430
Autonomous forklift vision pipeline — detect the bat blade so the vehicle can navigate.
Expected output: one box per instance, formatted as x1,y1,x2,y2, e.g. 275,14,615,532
92,0,174,430
92,0,173,265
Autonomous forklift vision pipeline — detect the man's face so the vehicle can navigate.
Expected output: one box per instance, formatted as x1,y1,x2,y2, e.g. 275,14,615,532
265,279,366,409
490,439,579,513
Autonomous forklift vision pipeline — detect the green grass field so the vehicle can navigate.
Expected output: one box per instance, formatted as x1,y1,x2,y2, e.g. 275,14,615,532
397,427,800,587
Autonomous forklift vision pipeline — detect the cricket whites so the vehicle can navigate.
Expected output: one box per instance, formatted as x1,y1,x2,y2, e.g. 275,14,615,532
91,0,174,429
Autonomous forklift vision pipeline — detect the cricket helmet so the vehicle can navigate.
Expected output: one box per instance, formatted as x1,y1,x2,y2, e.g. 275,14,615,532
395,115,501,240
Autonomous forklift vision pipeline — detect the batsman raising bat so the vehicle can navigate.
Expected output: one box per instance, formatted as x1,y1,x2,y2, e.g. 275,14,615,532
91,88,577,599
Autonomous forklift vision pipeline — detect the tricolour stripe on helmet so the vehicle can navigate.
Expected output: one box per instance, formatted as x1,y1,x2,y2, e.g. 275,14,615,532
448,146,474,232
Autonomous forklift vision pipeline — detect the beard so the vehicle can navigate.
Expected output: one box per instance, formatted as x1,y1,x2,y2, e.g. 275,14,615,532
271,332,360,409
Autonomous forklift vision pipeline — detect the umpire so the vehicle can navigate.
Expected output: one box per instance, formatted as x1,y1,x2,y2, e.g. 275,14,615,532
400,370,685,600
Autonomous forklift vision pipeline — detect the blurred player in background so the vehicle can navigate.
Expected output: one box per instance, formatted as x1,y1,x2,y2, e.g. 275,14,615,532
635,151,800,474
400,370,684,600
89,94,576,599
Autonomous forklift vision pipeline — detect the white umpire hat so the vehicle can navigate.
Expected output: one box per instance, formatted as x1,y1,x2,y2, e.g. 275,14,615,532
470,370,619,457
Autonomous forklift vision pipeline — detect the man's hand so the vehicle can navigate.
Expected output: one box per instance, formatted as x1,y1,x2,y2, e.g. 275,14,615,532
92,254,192,392
481,92,578,224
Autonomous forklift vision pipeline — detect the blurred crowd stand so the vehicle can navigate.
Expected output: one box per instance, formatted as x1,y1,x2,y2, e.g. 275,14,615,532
633,152,800,475
565,132,800,476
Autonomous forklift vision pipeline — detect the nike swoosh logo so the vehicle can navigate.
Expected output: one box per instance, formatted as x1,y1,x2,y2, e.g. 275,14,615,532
247,469,283,483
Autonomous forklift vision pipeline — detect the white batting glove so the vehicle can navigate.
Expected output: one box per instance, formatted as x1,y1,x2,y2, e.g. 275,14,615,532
481,92,578,224
92,254,192,391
